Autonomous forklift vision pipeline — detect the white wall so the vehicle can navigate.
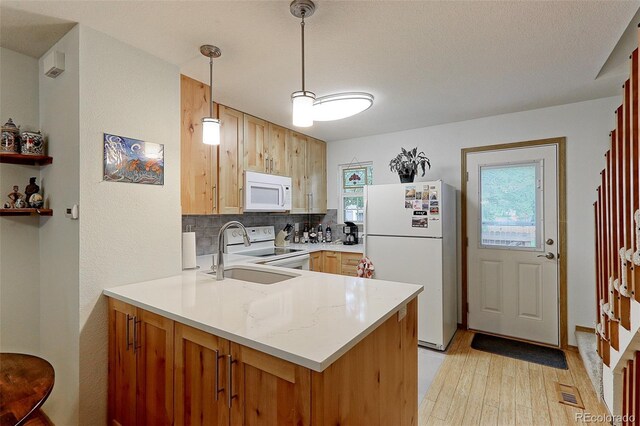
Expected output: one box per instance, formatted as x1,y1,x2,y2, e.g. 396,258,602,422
327,96,619,346
77,26,181,424
38,25,81,425
0,47,41,353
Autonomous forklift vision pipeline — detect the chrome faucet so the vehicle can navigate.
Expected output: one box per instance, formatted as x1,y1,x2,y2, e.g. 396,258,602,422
216,221,251,280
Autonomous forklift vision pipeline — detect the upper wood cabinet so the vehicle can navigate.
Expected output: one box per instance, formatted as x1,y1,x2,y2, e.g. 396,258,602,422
268,123,288,176
243,114,268,174
218,105,244,215
180,75,217,215
287,131,308,214
108,299,174,426
307,137,327,213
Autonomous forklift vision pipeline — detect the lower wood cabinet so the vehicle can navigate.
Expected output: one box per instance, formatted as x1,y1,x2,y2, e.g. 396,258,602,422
309,251,362,276
108,296,417,426
108,298,174,426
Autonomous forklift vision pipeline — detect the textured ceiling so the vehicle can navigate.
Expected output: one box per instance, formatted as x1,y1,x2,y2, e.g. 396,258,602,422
1,1,638,141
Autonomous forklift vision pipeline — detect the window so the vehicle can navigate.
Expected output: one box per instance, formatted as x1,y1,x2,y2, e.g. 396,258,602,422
479,161,542,249
338,162,373,225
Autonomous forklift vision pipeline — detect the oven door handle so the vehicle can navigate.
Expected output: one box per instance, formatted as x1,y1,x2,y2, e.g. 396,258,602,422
264,253,310,268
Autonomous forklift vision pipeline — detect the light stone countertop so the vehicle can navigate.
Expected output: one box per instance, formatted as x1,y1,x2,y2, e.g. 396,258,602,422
103,259,421,372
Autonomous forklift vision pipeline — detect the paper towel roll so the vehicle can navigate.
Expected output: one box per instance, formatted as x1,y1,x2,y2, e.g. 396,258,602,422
182,232,197,270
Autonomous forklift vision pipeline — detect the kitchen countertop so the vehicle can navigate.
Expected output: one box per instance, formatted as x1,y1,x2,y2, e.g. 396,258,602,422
103,262,421,372
286,242,364,253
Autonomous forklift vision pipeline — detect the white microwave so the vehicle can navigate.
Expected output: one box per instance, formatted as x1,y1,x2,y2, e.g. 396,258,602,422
244,171,292,212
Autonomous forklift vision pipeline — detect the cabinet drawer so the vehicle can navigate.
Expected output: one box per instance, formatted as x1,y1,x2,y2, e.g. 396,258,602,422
340,265,359,277
341,253,362,266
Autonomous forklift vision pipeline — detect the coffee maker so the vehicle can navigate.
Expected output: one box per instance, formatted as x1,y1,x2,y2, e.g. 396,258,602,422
343,221,359,245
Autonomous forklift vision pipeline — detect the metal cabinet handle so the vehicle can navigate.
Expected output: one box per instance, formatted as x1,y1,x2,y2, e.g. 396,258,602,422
310,193,313,211
133,317,141,353
227,354,237,408
126,314,134,351
214,349,224,401
537,252,555,259
212,185,217,210
270,158,274,173
240,187,244,209
264,155,269,173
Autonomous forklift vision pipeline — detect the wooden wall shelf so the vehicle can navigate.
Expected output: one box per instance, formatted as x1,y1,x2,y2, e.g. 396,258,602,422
0,153,53,166
0,208,53,217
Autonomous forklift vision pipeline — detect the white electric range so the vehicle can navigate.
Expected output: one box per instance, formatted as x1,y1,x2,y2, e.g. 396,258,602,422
225,225,310,270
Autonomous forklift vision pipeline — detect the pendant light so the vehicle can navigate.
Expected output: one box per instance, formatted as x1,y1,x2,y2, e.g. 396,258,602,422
290,0,316,127
200,44,222,145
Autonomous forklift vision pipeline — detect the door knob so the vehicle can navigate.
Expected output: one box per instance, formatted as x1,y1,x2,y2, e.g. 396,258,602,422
537,252,555,259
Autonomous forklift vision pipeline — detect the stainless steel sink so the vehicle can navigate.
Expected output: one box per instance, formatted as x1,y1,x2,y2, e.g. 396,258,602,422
206,265,298,284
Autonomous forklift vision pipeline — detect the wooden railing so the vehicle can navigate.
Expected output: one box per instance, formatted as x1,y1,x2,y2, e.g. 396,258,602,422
594,46,639,367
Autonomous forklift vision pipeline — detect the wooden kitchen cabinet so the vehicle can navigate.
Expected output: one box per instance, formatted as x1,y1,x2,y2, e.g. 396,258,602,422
243,114,268,174
306,137,327,213
322,251,341,275
218,105,244,214
180,75,218,215
287,131,308,213
174,323,230,426
108,297,418,426
108,299,174,426
341,252,362,277
309,251,322,272
230,343,311,425
268,123,288,176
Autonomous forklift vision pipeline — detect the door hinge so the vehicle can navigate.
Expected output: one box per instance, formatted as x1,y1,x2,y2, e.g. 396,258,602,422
466,171,469,182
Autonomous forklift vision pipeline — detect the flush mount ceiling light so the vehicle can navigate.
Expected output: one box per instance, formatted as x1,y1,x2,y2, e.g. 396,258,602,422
290,0,316,127
313,92,374,121
289,0,374,127
200,44,221,145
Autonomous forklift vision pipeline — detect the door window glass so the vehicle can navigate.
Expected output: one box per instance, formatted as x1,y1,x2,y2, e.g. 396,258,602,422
479,162,542,249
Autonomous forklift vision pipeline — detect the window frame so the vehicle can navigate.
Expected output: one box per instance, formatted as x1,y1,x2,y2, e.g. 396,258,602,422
337,161,373,226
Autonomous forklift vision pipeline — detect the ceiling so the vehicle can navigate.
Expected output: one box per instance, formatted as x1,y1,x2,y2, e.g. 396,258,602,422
1,1,638,142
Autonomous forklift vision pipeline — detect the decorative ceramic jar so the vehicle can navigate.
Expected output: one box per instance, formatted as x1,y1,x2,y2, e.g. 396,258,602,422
28,193,44,208
1,118,20,153
20,131,44,155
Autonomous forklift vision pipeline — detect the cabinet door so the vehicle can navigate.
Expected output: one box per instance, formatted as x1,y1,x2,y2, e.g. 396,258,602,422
174,323,230,426
108,298,137,426
135,309,174,426
218,105,244,214
287,131,308,213
268,124,288,176
243,114,268,173
230,343,310,426
340,252,362,276
306,138,327,213
180,75,217,215
322,251,341,275
309,251,323,272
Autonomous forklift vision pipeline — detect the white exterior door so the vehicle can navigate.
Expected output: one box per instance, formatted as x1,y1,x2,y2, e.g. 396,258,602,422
466,145,559,346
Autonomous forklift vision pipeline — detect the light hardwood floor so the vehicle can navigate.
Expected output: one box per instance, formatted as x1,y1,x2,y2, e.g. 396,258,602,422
419,330,610,425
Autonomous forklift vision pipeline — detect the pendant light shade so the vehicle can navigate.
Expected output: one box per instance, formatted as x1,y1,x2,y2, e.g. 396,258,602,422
200,44,221,145
292,90,315,127
202,117,221,145
313,92,374,121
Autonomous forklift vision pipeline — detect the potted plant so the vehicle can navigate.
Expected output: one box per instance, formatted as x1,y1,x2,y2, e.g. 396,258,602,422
389,147,431,183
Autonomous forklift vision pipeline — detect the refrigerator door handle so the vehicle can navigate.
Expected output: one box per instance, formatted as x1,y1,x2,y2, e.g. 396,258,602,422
363,186,368,257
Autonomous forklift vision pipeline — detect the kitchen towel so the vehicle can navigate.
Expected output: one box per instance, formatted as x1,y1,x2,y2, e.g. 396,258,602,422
182,231,197,269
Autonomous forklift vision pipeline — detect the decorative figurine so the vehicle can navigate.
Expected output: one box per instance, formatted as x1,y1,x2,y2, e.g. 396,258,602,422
24,177,39,202
14,198,26,208
29,193,44,208
7,185,24,208
20,130,44,155
1,118,20,153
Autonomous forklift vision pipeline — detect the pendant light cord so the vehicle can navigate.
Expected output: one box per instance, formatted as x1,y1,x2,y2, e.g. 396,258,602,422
209,56,215,118
301,13,306,92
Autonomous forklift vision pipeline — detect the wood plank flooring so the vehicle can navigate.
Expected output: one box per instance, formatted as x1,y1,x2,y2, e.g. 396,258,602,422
419,330,610,425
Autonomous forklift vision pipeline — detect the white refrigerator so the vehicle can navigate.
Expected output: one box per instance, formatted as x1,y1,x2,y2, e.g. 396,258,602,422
364,180,457,350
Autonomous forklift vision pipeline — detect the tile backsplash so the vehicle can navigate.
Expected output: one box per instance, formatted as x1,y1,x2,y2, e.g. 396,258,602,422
183,209,346,255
